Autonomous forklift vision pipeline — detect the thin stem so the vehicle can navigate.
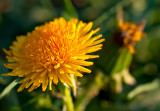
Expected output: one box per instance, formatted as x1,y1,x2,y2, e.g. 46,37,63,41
63,86,74,111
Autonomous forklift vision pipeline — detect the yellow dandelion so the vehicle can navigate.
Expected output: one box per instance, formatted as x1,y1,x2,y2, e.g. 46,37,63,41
2,17,104,92
114,9,146,53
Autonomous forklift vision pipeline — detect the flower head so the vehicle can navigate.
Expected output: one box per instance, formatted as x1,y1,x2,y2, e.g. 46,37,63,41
113,9,146,53
2,17,104,92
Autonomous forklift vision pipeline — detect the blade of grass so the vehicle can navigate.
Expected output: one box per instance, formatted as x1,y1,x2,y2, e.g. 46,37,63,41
0,78,20,99
93,0,136,28
128,79,160,100
63,0,78,18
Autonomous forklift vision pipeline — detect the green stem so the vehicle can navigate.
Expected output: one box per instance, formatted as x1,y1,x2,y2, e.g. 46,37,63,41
64,86,74,111
111,49,132,75
63,0,78,18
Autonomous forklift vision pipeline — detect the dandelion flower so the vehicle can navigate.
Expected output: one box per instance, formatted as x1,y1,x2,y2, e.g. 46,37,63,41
114,9,146,53
2,18,104,92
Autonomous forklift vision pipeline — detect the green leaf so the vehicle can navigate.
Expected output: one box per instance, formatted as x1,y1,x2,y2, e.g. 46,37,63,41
0,78,21,99
127,79,160,100
62,0,78,19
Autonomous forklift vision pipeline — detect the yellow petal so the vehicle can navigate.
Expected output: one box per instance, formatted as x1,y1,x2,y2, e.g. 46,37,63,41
53,73,58,85
49,79,52,90
42,76,48,91
69,59,93,66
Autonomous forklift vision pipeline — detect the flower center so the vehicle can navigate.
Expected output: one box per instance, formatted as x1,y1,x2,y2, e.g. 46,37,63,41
19,22,79,70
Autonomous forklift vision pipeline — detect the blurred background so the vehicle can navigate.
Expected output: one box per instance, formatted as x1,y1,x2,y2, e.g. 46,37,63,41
0,0,160,111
